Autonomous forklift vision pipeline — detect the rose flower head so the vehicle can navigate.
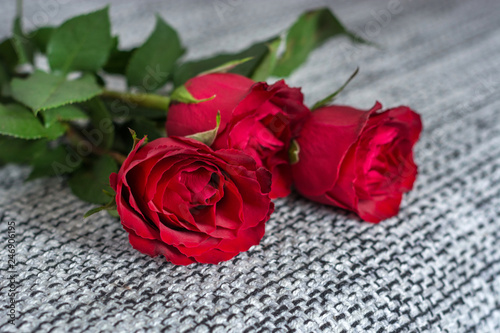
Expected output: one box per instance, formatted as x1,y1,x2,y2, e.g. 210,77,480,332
110,136,274,265
292,102,422,223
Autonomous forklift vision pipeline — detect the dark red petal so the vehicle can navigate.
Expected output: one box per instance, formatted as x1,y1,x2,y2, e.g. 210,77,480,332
192,248,240,264
158,222,209,247
292,102,382,197
356,193,404,223
127,228,195,265
175,236,221,257
217,221,266,253
116,187,159,240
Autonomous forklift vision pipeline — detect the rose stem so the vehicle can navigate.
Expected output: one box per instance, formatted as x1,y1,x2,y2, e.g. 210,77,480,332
101,90,171,111
65,125,127,165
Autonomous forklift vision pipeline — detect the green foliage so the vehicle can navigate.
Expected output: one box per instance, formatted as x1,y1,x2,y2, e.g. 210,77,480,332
0,64,10,97
85,97,115,149
172,42,269,86
47,7,112,73
103,37,136,75
126,16,184,91
41,105,89,127
12,18,34,65
27,145,80,180
273,8,367,77
11,70,102,114
0,5,367,209
30,26,55,53
129,117,164,141
68,155,117,205
0,38,19,74
0,103,65,139
0,137,47,164
251,37,281,81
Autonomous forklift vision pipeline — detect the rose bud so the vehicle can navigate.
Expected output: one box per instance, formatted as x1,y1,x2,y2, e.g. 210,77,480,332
292,102,422,223
110,136,274,265
166,73,310,198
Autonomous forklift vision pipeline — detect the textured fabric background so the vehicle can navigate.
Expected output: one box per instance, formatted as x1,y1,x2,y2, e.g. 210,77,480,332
1,0,500,332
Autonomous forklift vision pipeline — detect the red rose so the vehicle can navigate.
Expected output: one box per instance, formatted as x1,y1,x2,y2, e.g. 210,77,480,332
166,73,310,199
292,102,422,223
166,73,255,137
212,80,310,198
110,136,274,265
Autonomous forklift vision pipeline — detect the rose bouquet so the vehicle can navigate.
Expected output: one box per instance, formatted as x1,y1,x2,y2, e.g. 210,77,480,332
0,4,421,265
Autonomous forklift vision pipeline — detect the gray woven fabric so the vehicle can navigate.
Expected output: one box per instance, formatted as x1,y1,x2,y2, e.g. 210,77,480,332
1,0,500,332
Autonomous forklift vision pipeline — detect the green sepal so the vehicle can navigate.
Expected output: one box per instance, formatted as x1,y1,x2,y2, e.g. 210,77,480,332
199,57,254,76
128,128,148,151
289,139,300,165
170,85,215,104
84,195,117,218
311,67,359,110
186,111,221,146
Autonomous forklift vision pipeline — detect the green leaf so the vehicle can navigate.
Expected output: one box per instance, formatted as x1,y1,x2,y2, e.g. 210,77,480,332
41,105,88,127
12,17,34,65
27,145,80,180
85,97,114,149
126,16,184,91
311,67,359,110
11,70,102,114
68,155,117,205
47,7,112,73
106,99,167,120
186,111,221,146
0,103,65,139
199,57,254,76
30,26,55,53
172,42,269,86
251,37,281,81
170,84,215,104
0,136,47,164
272,8,368,77
103,36,135,75
289,139,300,165
0,64,11,97
0,38,18,74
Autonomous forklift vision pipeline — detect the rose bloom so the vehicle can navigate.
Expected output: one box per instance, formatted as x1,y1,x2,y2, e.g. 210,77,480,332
166,73,310,198
292,102,422,223
110,136,274,265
